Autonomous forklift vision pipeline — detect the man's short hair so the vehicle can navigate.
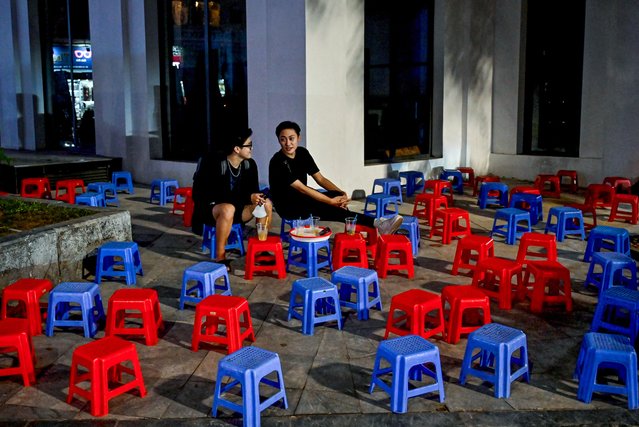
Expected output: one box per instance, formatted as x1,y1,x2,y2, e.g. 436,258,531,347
225,128,253,155
275,121,301,137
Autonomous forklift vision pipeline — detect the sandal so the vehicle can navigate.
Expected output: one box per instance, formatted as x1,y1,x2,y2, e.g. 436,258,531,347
214,258,233,273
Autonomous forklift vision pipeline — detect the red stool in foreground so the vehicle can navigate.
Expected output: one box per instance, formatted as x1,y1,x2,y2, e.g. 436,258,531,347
67,336,146,417
516,232,558,265
609,194,639,225
412,193,448,226
0,319,36,386
105,289,164,346
20,177,52,199
384,289,444,340
375,234,414,278
192,295,255,354
452,235,494,276
472,257,523,310
55,179,85,204
244,236,286,279
1,278,53,336
430,208,471,244
556,170,578,193
332,233,368,270
534,174,561,198
520,260,572,313
441,285,491,344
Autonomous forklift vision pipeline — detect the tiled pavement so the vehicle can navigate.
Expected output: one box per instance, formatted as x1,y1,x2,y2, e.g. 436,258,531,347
1,181,639,426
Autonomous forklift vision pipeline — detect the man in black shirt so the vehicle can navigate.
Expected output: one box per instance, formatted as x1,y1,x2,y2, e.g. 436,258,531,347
192,128,271,265
268,121,402,234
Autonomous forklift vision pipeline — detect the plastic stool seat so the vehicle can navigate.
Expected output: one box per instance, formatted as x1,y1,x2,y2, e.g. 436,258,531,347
430,207,471,244
583,225,631,262
584,252,637,293
472,257,523,310
332,233,368,270
384,289,444,340
106,289,163,346
287,238,332,277
212,346,288,427
490,208,531,245
412,193,448,226
75,191,106,207
287,277,342,335
441,285,491,344
67,336,146,417
375,234,414,278
95,241,144,285
423,179,454,204
1,278,53,336
516,232,558,265
609,194,639,224
440,169,465,194
180,261,232,309
87,182,119,206
520,260,573,313
590,287,639,343
192,295,255,353
452,235,495,275
55,179,85,204
245,236,287,279
369,335,445,413
202,223,245,258
574,332,638,409
399,171,425,197
372,177,403,203
478,182,509,209
0,319,36,386
364,193,400,218
331,266,382,321
397,215,420,256
460,323,530,398
544,206,585,242
149,179,179,206
20,177,52,199
112,171,134,194
45,282,105,338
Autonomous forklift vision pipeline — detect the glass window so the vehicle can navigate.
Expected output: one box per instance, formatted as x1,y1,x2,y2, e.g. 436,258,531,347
522,1,585,157
158,0,248,161
364,0,434,165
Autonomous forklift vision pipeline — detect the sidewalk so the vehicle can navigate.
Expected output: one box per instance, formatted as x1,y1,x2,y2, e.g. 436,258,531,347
1,182,639,426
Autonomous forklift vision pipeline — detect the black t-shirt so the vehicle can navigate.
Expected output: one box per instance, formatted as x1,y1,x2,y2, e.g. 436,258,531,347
268,146,320,217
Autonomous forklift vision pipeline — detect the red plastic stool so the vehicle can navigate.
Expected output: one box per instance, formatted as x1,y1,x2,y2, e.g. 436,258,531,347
556,170,578,193
192,295,255,354
375,234,414,278
423,179,454,204
183,193,194,227
603,176,632,194
472,257,523,310
332,233,368,270
534,174,561,198
609,194,639,225
67,336,146,417
55,179,85,204
473,175,500,197
20,177,52,199
566,202,598,231
441,285,491,344
105,289,164,346
452,235,495,275
244,236,287,279
520,260,572,313
585,184,615,209
430,208,471,244
355,224,378,258
384,289,444,340
412,193,448,226
172,186,193,215
1,278,53,336
0,319,36,386
457,167,475,188
516,232,558,264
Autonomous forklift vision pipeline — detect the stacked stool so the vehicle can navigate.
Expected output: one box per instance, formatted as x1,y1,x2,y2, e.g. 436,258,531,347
384,289,444,340
180,261,232,309
369,335,445,413
1,278,53,336
584,252,637,293
375,234,414,278
472,257,523,310
95,241,144,285
245,236,286,279
451,235,495,276
519,260,573,313
45,282,105,338
149,178,179,206
459,323,530,398
490,208,531,245
583,225,631,262
544,206,585,242
192,295,255,353
0,319,36,386
212,346,288,425
332,266,382,321
287,277,342,335
106,289,163,346
441,285,491,344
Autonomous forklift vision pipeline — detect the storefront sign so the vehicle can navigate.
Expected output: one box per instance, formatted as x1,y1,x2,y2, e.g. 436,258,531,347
53,44,93,71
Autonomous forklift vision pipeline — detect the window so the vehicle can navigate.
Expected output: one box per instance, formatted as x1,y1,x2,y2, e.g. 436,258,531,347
364,0,434,165
158,0,248,161
522,1,585,157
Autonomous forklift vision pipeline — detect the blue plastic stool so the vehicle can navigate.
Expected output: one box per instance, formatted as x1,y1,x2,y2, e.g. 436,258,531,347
399,171,425,197
95,241,144,285
397,215,420,256
490,208,531,245
440,169,464,194
477,182,509,209
75,191,106,207
459,323,530,398
112,171,134,194
372,178,403,204
584,252,637,293
212,346,288,427
87,182,119,206
149,179,179,206
279,218,295,244
509,192,543,225
45,282,105,338
364,194,401,218
180,261,231,309
369,335,445,413
544,206,585,242
331,266,382,321
583,225,631,262
202,223,245,259
573,332,638,409
287,239,332,278
287,277,342,335
590,287,639,344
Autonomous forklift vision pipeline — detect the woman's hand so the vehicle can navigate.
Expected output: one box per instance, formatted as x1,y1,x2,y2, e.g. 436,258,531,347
251,193,267,206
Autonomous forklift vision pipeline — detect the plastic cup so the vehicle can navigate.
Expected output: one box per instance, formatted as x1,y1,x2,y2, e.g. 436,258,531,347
256,223,268,241
345,217,357,235
311,216,321,236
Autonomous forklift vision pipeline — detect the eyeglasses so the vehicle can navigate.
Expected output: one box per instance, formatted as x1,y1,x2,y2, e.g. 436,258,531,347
241,143,253,149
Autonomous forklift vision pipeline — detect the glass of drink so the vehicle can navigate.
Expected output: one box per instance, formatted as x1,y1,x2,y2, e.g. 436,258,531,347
256,222,268,241
345,217,357,235
311,216,321,236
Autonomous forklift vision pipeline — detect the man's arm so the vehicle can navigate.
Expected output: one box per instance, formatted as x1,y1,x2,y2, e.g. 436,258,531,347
311,171,347,196
290,179,347,208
